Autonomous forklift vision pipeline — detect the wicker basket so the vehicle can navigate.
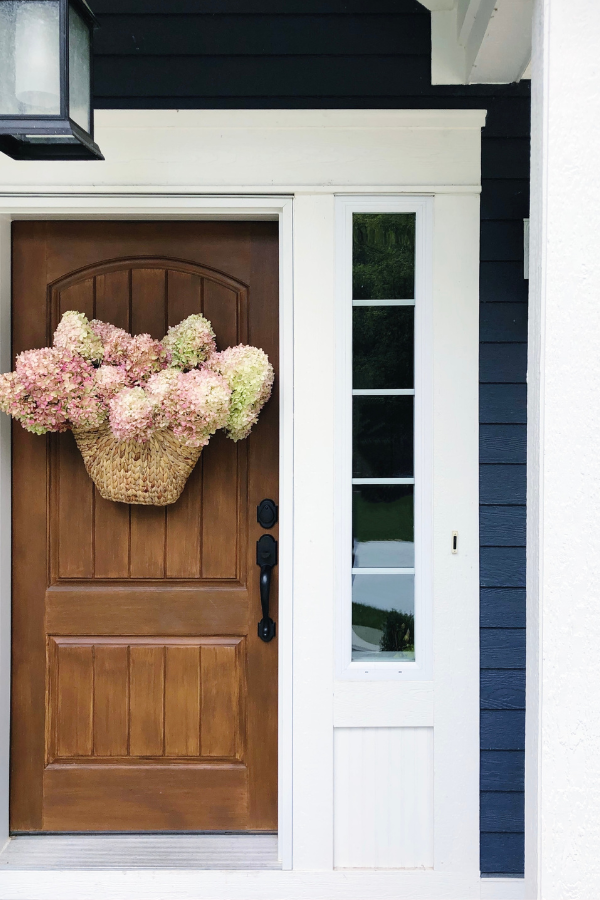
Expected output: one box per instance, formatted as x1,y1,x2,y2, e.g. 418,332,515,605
72,424,202,506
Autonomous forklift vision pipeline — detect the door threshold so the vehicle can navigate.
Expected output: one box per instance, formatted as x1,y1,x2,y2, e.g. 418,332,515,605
0,833,281,870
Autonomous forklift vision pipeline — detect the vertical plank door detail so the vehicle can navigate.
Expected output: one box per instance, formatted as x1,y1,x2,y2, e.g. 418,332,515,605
47,637,245,762
11,223,278,832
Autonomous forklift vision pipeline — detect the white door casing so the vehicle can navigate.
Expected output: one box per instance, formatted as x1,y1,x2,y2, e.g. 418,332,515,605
0,109,485,899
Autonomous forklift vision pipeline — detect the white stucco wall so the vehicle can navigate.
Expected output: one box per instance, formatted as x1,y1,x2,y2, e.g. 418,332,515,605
527,1,600,896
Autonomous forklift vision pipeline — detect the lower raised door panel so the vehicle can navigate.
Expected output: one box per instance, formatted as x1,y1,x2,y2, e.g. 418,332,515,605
333,727,434,869
43,636,248,831
47,636,245,763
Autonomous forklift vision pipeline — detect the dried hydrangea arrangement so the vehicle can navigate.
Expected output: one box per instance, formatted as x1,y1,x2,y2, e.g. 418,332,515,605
0,311,274,505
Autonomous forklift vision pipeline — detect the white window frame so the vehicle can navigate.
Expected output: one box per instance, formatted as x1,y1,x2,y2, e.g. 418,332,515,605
335,195,433,682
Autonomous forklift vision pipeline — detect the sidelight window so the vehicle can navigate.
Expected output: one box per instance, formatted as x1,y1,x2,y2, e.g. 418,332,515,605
336,197,433,679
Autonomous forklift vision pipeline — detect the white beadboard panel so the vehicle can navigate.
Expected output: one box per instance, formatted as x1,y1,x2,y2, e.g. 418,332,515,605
480,878,525,900
333,727,434,869
333,682,434,727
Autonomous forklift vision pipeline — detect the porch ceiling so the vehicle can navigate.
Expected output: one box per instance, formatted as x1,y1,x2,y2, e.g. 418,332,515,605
416,0,533,85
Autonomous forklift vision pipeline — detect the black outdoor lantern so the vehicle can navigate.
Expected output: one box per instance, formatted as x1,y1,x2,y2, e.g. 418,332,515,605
0,0,103,160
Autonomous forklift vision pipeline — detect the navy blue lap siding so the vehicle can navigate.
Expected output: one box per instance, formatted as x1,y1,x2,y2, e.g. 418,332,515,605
89,0,529,876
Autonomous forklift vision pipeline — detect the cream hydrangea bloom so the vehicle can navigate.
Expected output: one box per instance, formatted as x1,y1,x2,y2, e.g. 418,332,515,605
53,310,104,363
211,344,274,441
163,314,216,370
109,387,156,443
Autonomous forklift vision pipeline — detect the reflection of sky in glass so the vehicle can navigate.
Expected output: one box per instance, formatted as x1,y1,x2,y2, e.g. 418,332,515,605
352,572,415,661
351,573,414,614
353,539,414,568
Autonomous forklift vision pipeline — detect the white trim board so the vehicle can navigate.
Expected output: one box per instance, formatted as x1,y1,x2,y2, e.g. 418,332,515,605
0,109,486,193
0,194,294,873
0,834,280,870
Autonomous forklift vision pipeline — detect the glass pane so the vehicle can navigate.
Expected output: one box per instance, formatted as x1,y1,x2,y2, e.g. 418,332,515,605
353,395,413,478
69,3,90,131
352,575,415,661
352,484,414,568
353,305,414,389
0,1,61,116
353,213,416,300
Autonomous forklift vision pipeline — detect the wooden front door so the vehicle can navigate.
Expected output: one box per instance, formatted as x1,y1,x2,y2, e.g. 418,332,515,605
10,221,279,833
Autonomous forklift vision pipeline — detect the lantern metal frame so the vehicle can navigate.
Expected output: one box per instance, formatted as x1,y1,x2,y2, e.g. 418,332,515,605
0,0,103,160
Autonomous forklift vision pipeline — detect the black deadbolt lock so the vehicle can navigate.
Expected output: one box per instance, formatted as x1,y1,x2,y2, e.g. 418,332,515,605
257,498,278,529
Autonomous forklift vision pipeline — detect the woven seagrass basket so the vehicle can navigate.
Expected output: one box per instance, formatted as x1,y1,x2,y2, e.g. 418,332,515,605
72,424,202,506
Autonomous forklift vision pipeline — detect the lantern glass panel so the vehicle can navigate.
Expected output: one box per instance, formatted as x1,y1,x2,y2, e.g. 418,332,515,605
0,1,61,116
68,2,90,131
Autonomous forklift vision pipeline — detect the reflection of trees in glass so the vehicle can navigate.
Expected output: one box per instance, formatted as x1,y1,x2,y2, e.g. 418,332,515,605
352,395,413,478
353,213,416,300
353,601,386,631
353,306,414,389
352,603,415,653
379,610,414,652
353,485,413,543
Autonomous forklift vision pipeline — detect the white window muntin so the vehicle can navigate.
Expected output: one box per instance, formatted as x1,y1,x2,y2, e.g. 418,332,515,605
335,195,433,681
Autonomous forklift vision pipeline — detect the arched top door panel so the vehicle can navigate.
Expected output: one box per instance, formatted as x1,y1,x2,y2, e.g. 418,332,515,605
49,257,249,348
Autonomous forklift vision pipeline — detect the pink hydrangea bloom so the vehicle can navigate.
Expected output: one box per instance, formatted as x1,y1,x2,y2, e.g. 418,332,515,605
9,347,97,434
93,365,129,403
90,320,134,368
210,344,274,441
109,387,156,443
145,369,180,427
160,369,231,448
0,371,38,431
120,333,169,384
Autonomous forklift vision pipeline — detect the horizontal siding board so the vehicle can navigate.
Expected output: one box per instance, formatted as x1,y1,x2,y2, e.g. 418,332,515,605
481,792,524,832
481,137,531,180
480,549,526,589
480,344,527,384
480,384,527,424
480,629,526,668
480,221,524,262
481,711,526,750
480,304,528,342
92,0,426,12
480,465,526,505
480,832,524,875
480,589,526,628
480,180,530,220
480,506,526,547
480,751,525,791
93,89,531,107
93,55,431,97
476,99,530,137
480,425,526,465
93,15,430,56
481,671,525,709
479,261,528,303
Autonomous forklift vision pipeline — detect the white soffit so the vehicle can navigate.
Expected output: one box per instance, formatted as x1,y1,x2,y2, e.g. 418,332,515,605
418,0,533,85
0,110,486,192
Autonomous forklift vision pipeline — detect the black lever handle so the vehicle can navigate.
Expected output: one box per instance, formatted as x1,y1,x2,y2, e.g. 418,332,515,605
256,534,277,642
